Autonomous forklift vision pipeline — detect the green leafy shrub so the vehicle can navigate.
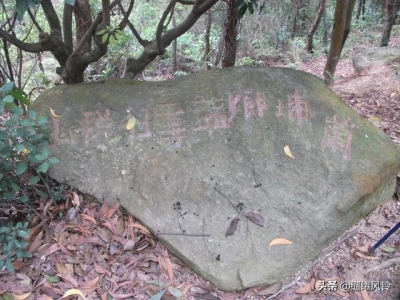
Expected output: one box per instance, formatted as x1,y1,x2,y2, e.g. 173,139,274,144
0,221,31,271
0,81,59,271
0,82,59,201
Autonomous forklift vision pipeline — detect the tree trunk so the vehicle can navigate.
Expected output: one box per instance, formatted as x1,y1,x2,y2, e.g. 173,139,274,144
324,0,356,84
380,0,400,46
204,12,212,69
306,0,326,53
356,0,366,20
172,15,177,72
74,0,92,55
221,0,238,68
289,0,310,38
372,0,387,17
322,7,328,52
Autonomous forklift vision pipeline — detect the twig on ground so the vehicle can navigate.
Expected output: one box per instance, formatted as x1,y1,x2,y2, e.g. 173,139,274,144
367,257,400,273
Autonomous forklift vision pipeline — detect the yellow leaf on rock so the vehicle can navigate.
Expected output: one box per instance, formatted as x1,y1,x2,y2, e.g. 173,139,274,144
390,92,396,98
269,238,293,247
50,108,60,118
13,292,31,300
126,116,136,130
284,145,295,159
61,289,86,299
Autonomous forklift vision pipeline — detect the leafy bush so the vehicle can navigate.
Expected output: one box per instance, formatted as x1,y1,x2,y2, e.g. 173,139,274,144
0,81,59,271
0,221,31,271
0,82,59,201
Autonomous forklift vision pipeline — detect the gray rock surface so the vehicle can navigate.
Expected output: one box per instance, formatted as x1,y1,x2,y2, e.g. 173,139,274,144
31,67,400,291
353,47,400,72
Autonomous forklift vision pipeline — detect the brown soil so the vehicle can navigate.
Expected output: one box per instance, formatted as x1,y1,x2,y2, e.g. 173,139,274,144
1,36,400,300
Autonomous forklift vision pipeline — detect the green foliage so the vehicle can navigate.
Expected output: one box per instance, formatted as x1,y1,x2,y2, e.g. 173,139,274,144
236,56,263,66
96,26,123,45
0,82,60,271
235,0,258,19
0,82,59,202
16,0,42,21
0,221,32,271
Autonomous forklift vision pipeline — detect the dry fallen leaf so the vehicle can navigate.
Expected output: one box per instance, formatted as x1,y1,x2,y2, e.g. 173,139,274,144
225,217,240,237
269,238,293,247
352,243,370,253
360,289,371,300
295,282,312,294
245,212,265,227
72,191,80,207
256,282,282,296
126,116,136,130
355,251,378,260
50,108,60,118
283,145,295,159
61,288,86,299
13,292,31,300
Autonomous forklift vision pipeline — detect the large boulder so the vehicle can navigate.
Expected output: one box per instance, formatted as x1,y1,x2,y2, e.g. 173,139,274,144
31,67,400,291
353,47,400,72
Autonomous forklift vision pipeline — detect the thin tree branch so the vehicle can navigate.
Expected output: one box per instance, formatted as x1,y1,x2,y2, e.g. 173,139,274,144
118,1,149,46
0,28,44,52
157,0,178,55
2,38,14,82
40,0,62,32
162,0,218,46
68,0,120,66
27,8,44,32
177,0,195,4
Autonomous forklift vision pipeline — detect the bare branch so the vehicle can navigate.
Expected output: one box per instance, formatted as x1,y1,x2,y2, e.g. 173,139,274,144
122,0,218,77
177,0,195,4
69,0,120,65
0,28,44,52
40,0,62,32
27,8,44,33
73,0,92,27
2,38,14,81
118,1,149,47
156,0,177,55
102,0,111,27
162,0,218,46
63,3,73,55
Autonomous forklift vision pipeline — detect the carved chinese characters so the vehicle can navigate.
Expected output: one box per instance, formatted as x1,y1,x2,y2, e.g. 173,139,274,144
322,115,355,159
69,90,355,160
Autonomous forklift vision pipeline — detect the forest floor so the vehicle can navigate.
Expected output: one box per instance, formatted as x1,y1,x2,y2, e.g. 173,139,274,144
1,36,400,300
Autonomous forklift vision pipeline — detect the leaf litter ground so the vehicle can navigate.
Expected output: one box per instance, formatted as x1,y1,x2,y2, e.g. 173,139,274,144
1,36,400,300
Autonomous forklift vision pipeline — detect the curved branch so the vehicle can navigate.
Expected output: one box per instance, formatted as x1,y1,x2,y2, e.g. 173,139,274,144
177,0,195,4
162,0,218,47
118,1,149,46
27,8,44,32
40,0,61,32
0,28,45,52
156,0,177,55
